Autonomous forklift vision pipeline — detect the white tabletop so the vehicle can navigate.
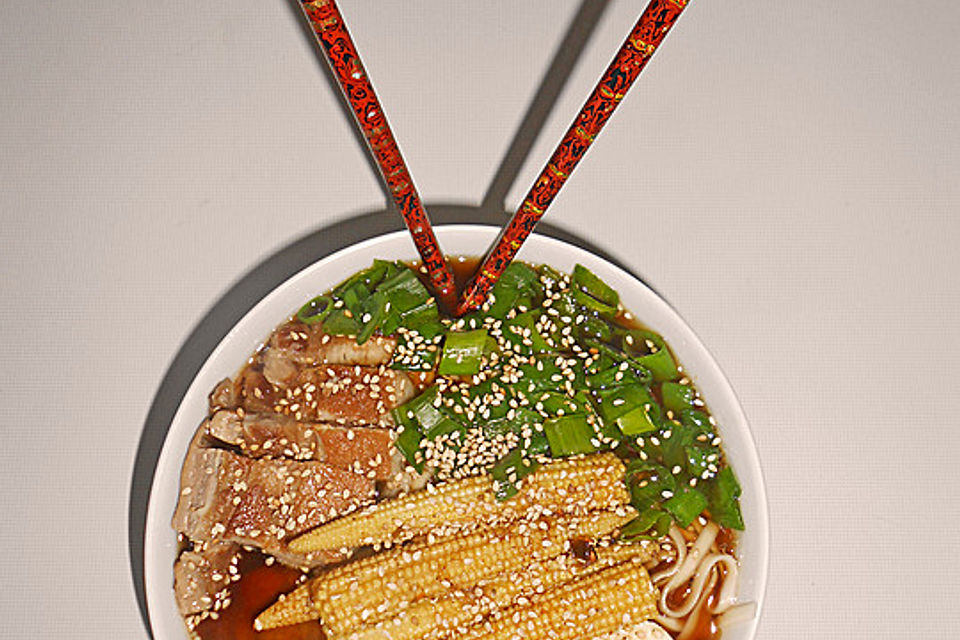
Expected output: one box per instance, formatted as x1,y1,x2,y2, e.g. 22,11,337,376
2,1,958,638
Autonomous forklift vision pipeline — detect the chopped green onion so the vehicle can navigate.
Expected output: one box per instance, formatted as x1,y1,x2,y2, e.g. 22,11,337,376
502,310,552,354
572,264,619,315
500,262,541,295
684,444,714,478
615,404,659,435
398,300,441,335
627,461,676,512
706,467,744,530
620,508,673,541
322,309,360,336
537,392,581,416
623,330,679,382
437,329,488,376
296,295,333,325
679,408,713,434
483,263,543,318
517,355,565,393
394,425,424,472
391,403,425,472
407,387,463,439
663,488,709,527
579,316,612,342
490,447,540,501
356,291,387,345
537,264,565,288
661,381,695,413
341,280,369,313
594,383,660,428
543,414,597,456
379,268,430,312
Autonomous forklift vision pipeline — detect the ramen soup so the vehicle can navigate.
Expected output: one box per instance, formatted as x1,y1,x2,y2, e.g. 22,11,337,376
172,259,754,640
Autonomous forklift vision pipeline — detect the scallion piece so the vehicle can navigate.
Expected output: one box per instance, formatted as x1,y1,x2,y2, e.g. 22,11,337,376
437,329,488,376
537,263,564,283
706,467,744,530
296,295,333,325
398,300,441,334
537,392,581,416
483,262,543,318
620,508,672,541
356,291,387,345
502,310,552,354
579,316,612,342
594,383,659,427
517,355,565,393
615,403,659,435
379,268,430,312
404,387,463,439
661,381,695,413
543,414,597,456
572,264,619,315
679,408,713,434
394,425,424,472
626,461,675,512
391,404,425,472
663,488,709,527
623,330,679,381
322,309,360,336
490,447,540,501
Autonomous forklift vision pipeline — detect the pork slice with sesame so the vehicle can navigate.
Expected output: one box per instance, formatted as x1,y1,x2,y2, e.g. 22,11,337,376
172,444,376,568
261,365,415,426
260,321,397,387
173,539,241,617
205,409,399,481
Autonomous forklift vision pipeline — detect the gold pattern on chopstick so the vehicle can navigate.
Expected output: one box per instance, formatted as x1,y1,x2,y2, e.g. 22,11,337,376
629,36,656,56
598,85,625,101
573,126,595,142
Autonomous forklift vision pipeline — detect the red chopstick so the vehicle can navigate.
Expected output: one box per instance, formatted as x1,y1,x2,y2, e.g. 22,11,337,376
457,0,691,315
300,0,458,312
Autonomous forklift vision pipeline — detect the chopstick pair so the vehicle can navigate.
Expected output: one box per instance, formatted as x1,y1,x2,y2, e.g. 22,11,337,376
300,0,691,316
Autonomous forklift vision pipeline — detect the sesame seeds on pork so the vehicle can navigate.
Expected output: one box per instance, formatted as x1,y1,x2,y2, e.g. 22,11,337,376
270,321,397,368
173,540,240,617
172,445,376,569
205,409,400,480
215,356,416,427
178,314,426,630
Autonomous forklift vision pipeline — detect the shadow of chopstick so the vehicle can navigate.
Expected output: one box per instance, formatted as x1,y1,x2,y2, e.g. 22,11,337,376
481,0,611,216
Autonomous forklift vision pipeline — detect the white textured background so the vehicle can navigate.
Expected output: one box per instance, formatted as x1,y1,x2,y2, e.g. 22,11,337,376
1,1,958,638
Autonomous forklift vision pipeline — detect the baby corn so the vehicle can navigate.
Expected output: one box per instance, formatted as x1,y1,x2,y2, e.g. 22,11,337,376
340,540,659,640
256,507,636,634
459,560,659,640
289,453,628,553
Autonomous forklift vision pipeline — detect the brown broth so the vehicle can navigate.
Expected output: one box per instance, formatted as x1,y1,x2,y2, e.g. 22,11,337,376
195,551,324,640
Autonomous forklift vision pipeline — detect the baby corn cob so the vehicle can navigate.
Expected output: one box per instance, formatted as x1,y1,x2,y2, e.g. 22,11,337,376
458,560,659,640
289,453,627,553
256,507,636,634
340,540,659,640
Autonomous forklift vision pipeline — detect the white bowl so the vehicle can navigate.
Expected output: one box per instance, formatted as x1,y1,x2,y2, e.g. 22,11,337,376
145,224,769,640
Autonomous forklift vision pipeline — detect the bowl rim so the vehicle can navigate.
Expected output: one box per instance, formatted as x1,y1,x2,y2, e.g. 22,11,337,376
144,223,769,640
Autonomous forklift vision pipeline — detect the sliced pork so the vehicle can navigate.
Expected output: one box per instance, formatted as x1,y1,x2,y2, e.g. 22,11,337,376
217,364,414,427
172,445,376,568
205,409,399,480
270,321,396,368
173,540,240,616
